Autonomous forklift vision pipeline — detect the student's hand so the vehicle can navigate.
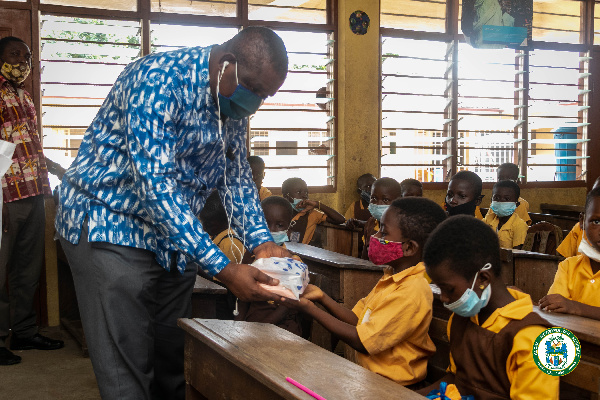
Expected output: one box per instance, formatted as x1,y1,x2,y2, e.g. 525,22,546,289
297,199,318,211
215,262,282,303
301,284,325,303
253,241,292,259
345,218,365,230
539,294,582,315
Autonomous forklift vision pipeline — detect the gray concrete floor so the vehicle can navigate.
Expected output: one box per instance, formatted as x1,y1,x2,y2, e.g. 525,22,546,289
0,328,100,399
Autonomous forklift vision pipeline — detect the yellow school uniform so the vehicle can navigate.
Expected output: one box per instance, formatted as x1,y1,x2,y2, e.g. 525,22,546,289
292,208,328,244
352,262,435,385
259,186,272,201
212,229,245,263
556,222,583,258
485,197,531,225
448,288,559,400
483,212,529,249
475,206,484,220
548,254,600,307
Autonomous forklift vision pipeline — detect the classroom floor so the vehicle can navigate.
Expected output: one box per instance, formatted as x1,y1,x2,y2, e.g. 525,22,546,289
0,327,100,399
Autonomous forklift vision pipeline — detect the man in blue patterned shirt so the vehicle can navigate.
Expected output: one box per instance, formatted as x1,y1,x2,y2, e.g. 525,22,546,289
56,27,290,399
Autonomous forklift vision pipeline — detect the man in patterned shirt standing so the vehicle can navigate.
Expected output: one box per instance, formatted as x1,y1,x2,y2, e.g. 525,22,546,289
0,36,65,366
56,28,291,399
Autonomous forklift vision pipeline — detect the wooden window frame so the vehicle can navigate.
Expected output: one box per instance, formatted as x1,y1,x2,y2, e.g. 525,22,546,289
380,0,595,189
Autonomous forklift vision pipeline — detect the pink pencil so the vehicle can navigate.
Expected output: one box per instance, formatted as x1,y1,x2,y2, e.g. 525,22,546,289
286,377,327,400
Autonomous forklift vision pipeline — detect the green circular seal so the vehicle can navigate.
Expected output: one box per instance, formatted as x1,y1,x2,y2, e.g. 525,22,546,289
533,327,581,376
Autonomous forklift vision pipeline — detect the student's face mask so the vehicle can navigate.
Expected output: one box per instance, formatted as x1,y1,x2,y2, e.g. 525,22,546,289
291,198,304,212
368,203,388,221
578,232,600,263
368,236,404,265
360,190,371,204
1,62,30,84
218,62,264,120
444,263,492,317
270,230,290,246
445,198,479,217
490,201,517,218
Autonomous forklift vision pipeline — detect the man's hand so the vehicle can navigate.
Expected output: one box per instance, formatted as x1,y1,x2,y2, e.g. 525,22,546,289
2,203,8,233
539,294,581,315
215,262,282,302
253,241,292,259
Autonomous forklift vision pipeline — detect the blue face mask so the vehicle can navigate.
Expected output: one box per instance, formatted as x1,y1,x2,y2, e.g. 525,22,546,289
368,203,389,221
292,198,304,212
444,263,493,317
218,62,264,120
271,230,289,246
490,201,517,218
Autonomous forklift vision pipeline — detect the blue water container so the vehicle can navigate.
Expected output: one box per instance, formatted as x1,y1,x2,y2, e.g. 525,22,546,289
553,126,577,181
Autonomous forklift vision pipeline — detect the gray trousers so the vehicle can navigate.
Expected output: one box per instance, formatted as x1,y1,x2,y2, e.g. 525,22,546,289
0,194,46,346
60,221,197,400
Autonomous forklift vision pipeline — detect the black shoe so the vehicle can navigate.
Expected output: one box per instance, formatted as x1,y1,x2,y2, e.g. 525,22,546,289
10,333,64,351
0,347,21,365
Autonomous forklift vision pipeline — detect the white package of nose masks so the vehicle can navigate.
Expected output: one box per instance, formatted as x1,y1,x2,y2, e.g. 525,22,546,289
252,257,309,300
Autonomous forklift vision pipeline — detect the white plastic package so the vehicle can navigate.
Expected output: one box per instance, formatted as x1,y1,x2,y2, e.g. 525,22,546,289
252,257,309,300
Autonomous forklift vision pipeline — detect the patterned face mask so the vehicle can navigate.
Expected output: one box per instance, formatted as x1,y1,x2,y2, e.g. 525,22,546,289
1,62,30,84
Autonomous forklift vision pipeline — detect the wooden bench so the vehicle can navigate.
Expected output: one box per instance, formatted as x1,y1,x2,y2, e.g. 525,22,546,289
540,203,584,220
191,276,228,319
314,222,362,258
530,212,579,232
178,318,425,400
428,285,600,398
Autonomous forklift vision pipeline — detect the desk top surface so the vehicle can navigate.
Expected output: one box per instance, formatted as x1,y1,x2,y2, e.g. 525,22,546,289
286,242,384,271
179,318,423,400
510,249,564,261
193,275,227,294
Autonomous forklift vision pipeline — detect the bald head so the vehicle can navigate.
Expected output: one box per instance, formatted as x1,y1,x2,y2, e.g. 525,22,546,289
224,27,288,82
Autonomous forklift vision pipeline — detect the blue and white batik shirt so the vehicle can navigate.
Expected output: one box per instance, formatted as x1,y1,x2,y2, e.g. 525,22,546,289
55,45,272,276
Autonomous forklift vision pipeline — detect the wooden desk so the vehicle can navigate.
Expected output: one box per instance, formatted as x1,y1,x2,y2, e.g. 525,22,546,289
285,242,384,307
530,212,579,232
540,203,584,219
314,222,362,258
191,276,228,319
179,318,424,400
429,285,600,398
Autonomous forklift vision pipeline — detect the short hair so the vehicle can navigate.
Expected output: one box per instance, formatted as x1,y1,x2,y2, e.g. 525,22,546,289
199,190,227,225
450,171,483,196
0,36,27,57
225,27,288,81
247,156,265,169
493,180,520,199
585,187,600,214
262,195,294,221
400,178,422,192
282,177,306,195
357,173,376,186
423,215,502,279
498,163,519,180
373,177,402,195
388,197,446,247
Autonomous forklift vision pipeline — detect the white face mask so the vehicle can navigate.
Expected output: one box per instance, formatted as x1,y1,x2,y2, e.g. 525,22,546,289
578,232,600,263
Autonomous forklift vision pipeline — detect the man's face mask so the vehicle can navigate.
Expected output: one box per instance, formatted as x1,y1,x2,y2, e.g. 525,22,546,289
217,61,264,120
1,62,30,84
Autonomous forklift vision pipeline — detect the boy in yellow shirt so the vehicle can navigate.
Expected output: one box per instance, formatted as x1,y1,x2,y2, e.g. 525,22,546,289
422,216,559,399
556,176,600,257
483,180,529,249
400,178,423,197
282,177,345,245
287,197,446,385
248,155,272,201
344,173,376,221
492,163,531,224
444,171,484,219
540,187,600,320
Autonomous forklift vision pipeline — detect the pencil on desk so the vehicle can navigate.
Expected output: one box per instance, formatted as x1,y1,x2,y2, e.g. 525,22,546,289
286,377,327,400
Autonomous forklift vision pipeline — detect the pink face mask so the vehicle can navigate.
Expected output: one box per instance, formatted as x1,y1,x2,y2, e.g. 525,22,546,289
368,235,404,265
